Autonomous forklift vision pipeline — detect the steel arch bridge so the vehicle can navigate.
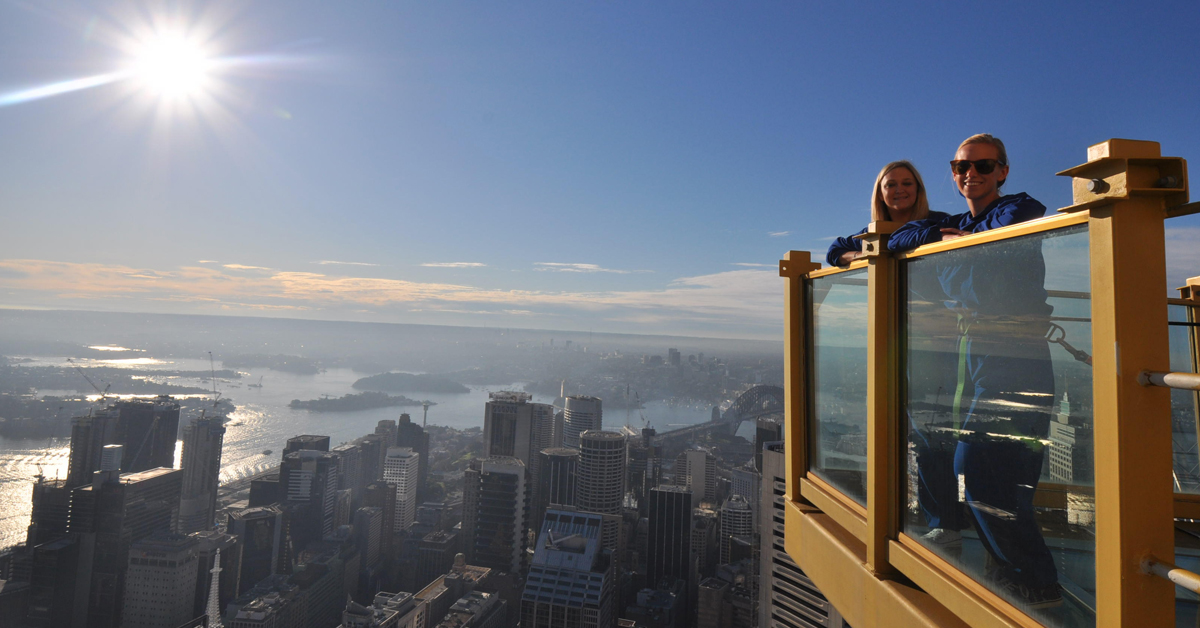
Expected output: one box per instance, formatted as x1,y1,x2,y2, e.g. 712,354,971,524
729,385,784,422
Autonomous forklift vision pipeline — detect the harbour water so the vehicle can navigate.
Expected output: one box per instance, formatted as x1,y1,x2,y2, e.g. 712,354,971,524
0,353,715,550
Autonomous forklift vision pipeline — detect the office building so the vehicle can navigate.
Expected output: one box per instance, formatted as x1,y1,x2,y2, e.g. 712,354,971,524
698,578,731,628
435,590,504,628
578,431,627,554
279,449,340,541
227,505,283,595
413,554,492,628
340,590,422,628
484,392,556,517
109,397,181,473
284,434,331,455
520,509,615,628
419,530,460,592
719,496,754,565
65,408,119,487
178,416,227,534
396,413,431,500
70,466,185,628
375,420,398,448
24,536,81,627
26,477,71,547
462,457,528,573
120,533,200,628
668,348,681,366
674,450,717,505
646,485,692,591
363,482,397,560
359,434,387,486
731,463,760,520
536,448,578,531
759,442,845,628
191,531,242,622
383,447,421,533
562,396,603,449
692,507,719,581
333,443,366,506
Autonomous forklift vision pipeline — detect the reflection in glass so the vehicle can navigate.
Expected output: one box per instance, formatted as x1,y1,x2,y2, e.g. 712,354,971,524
810,269,869,505
1170,304,1200,494
903,226,1095,627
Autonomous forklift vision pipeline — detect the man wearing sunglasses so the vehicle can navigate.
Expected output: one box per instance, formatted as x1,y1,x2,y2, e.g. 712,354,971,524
890,134,1062,609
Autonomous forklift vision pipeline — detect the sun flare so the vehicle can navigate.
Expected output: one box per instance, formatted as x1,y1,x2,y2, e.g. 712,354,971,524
130,33,212,98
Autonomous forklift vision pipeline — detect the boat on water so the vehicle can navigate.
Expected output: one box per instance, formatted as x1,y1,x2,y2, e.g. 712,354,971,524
262,449,272,455
248,376,263,388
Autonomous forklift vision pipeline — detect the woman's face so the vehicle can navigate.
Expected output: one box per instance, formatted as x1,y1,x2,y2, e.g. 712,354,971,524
881,167,919,216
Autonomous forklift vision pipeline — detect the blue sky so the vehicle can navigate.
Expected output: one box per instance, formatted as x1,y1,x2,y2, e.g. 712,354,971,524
1,0,1198,339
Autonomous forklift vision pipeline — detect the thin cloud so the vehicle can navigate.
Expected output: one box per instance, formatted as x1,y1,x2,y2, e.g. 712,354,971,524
814,236,839,241
223,264,273,271
316,260,379,267
732,263,773,268
534,263,650,274
768,231,790,237
421,262,488,268
197,260,219,264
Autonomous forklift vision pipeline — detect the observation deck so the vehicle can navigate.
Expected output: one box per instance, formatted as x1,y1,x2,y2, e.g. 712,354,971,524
777,139,1200,628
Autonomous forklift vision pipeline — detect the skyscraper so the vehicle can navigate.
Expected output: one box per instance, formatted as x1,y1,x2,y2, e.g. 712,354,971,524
719,495,754,565
70,466,185,628
120,533,200,628
536,448,579,526
562,396,602,449
383,447,420,533
283,434,330,456
65,408,119,487
396,413,431,500
520,510,615,628
462,456,528,573
279,449,339,541
646,485,692,591
178,416,227,534
577,431,626,554
758,442,844,628
112,397,181,473
227,505,283,595
675,449,718,505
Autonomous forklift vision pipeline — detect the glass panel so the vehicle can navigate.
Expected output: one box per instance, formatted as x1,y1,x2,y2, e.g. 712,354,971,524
903,226,1095,627
810,269,869,506
1170,304,1200,493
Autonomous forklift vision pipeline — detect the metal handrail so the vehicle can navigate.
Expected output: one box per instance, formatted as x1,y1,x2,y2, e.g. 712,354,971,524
1138,371,1200,391
1144,558,1200,594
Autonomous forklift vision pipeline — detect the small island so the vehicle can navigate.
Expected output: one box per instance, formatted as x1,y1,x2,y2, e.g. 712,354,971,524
352,372,469,394
289,391,433,412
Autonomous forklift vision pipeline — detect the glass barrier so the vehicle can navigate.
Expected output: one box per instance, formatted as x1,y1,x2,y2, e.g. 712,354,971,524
810,268,869,506
1170,303,1200,494
902,225,1095,628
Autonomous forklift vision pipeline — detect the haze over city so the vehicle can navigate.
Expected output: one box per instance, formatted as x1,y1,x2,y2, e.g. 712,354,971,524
1,1,1198,340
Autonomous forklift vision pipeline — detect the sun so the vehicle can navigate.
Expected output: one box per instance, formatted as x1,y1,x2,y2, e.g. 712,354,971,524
130,32,212,98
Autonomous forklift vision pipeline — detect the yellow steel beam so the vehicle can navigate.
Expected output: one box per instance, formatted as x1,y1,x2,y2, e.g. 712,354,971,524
781,251,821,503
1067,139,1177,627
800,475,868,541
861,222,902,575
784,500,972,628
894,212,1088,260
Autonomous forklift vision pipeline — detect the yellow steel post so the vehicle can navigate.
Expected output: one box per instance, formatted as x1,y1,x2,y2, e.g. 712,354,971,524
1179,277,1200,467
859,221,903,575
780,251,821,503
1058,139,1188,628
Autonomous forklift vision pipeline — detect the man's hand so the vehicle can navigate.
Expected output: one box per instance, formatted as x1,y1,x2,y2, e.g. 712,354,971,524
940,228,970,241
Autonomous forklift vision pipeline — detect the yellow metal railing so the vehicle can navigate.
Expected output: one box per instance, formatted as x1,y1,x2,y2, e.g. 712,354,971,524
780,139,1194,628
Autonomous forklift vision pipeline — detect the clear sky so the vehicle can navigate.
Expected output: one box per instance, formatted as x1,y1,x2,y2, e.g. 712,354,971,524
1,0,1198,340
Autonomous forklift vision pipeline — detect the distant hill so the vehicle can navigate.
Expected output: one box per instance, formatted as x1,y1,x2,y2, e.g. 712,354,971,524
289,391,428,412
352,372,470,394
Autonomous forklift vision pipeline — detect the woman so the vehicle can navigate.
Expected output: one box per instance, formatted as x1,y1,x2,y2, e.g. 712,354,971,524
825,160,945,267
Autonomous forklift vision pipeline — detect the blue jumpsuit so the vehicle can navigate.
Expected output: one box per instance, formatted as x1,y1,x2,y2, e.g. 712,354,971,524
890,194,1058,588
824,211,950,267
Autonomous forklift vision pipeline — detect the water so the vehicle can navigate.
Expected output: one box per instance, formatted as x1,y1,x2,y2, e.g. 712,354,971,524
0,354,715,550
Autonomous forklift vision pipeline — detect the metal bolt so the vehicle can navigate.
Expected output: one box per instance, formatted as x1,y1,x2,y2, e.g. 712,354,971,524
1155,175,1179,188
1087,179,1109,193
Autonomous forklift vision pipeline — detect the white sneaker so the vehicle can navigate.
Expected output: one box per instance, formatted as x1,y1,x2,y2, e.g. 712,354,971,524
920,528,963,549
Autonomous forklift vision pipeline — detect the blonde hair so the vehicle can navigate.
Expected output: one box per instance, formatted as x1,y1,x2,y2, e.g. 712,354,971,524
871,160,930,222
958,133,1009,188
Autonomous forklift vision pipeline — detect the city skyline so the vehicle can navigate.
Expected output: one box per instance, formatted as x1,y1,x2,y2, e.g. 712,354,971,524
1,1,1198,340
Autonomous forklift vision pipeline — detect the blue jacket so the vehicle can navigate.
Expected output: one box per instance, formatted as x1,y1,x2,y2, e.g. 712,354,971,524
886,193,1047,253
825,211,950,267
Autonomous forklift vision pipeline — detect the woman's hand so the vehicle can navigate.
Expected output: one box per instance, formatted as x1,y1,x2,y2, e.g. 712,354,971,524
836,251,862,265
939,228,970,241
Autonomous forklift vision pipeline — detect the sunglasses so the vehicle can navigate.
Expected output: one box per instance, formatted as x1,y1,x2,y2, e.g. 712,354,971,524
950,159,1004,175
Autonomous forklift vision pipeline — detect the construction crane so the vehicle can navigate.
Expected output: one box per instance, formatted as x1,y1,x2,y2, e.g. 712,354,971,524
67,358,110,402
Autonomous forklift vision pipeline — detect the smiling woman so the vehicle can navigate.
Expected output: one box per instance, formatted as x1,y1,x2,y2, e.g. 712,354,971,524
129,33,213,98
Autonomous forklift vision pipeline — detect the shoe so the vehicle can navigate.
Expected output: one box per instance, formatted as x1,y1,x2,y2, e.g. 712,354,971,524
987,570,1063,610
919,528,963,549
